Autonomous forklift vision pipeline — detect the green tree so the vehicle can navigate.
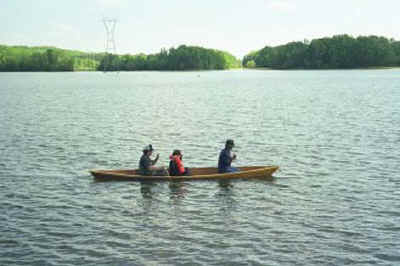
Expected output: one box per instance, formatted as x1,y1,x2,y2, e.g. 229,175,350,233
245,60,256,68
244,35,399,69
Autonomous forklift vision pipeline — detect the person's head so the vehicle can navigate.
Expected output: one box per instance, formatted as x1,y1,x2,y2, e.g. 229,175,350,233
225,139,235,149
143,144,154,156
172,149,182,159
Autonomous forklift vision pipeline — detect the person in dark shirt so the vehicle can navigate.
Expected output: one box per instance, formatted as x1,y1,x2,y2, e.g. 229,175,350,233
218,139,239,173
139,144,167,176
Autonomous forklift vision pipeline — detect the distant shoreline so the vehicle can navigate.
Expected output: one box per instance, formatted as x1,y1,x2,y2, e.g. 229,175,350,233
244,66,400,71
2,34,400,71
1,67,399,73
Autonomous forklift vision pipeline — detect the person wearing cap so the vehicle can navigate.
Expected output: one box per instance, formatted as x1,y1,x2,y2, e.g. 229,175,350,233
218,139,239,173
139,144,165,176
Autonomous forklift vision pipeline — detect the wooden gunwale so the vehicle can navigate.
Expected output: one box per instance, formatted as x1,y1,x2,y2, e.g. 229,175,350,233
91,166,279,182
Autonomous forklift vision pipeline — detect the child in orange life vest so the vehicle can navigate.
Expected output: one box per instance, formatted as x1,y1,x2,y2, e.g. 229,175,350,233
169,150,190,176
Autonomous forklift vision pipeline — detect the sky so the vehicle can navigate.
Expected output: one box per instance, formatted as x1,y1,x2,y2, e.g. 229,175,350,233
1,0,399,58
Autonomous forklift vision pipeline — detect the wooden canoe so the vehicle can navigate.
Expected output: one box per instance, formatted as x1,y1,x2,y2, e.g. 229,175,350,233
91,166,279,182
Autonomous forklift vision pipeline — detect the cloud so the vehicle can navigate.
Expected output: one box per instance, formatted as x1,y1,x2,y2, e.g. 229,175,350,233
48,24,82,45
55,24,75,33
94,0,127,20
265,0,295,12
95,0,127,8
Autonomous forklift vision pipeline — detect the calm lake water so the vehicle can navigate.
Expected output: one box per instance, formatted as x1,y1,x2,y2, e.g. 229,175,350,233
1,69,399,265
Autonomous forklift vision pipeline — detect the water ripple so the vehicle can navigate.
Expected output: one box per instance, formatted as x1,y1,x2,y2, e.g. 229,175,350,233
1,70,399,265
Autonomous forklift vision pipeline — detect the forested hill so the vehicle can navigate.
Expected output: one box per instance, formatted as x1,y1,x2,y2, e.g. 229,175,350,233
0,44,240,71
243,35,400,69
0,45,102,71
98,45,241,71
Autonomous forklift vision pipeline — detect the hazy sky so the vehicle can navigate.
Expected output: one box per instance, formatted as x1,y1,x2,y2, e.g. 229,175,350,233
1,0,399,58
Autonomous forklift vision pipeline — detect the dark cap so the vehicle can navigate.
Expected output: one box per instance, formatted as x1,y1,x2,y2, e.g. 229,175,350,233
143,144,154,152
226,139,235,146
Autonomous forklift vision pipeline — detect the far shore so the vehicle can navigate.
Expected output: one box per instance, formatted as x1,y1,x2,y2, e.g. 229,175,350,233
243,66,400,71
1,66,399,73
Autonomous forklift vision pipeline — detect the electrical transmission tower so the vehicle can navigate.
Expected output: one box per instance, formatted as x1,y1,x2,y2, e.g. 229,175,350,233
102,18,117,71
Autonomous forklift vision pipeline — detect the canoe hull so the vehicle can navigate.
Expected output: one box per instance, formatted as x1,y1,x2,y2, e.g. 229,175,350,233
90,166,279,182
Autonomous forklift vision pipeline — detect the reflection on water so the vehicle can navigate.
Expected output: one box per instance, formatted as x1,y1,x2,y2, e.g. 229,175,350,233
216,180,237,218
218,179,234,190
140,181,156,199
169,181,187,199
139,180,189,200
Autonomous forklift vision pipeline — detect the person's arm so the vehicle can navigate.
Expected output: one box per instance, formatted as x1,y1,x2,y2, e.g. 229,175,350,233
226,151,237,163
151,154,160,165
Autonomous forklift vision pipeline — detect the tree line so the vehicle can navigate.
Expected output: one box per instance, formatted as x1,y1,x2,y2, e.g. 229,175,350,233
2,35,400,71
0,45,99,71
243,35,400,69
98,45,241,71
0,44,240,72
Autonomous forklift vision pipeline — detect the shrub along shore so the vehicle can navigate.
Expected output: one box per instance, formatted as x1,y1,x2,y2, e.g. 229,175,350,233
1,34,400,71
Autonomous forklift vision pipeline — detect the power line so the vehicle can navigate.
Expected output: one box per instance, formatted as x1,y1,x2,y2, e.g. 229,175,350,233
102,18,117,72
